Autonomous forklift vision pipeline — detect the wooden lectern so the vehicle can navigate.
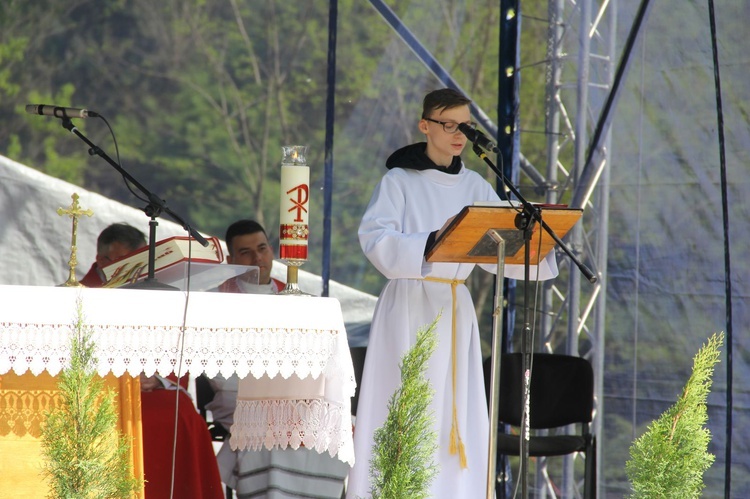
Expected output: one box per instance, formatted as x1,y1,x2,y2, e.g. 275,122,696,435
426,204,582,265
426,203,583,499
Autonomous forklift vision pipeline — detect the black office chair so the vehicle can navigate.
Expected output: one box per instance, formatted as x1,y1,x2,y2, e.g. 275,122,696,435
486,353,596,498
194,373,233,499
349,346,367,418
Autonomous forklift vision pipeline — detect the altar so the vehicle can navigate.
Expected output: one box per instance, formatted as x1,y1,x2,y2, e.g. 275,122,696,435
0,284,356,497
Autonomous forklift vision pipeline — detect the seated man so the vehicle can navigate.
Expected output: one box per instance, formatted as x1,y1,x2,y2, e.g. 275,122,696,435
216,219,284,294
82,222,224,498
80,222,145,287
207,219,349,498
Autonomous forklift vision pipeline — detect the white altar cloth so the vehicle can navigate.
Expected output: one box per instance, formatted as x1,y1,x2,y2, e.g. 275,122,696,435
0,284,355,464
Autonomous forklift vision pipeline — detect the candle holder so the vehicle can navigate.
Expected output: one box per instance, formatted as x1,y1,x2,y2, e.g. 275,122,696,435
278,145,311,295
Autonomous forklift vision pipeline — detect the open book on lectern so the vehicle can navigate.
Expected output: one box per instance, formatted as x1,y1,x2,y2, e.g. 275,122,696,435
425,201,582,265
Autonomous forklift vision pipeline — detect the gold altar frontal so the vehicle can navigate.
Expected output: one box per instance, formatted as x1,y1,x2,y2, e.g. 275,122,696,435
0,371,144,498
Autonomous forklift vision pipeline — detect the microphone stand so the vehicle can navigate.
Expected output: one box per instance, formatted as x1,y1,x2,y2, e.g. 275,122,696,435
58,117,209,290
469,142,596,499
472,143,596,284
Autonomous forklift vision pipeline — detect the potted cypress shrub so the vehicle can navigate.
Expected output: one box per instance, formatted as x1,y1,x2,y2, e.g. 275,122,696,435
626,331,724,498
40,298,143,498
368,316,440,498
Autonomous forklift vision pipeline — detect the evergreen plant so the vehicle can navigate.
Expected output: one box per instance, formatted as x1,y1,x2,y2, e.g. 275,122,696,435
626,331,724,498
40,298,142,498
368,316,440,499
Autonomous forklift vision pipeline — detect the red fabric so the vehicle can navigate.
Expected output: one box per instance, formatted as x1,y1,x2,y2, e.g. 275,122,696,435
164,373,190,390
141,389,224,499
80,263,105,288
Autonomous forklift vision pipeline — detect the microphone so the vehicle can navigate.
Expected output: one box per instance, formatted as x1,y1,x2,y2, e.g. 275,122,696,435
458,122,499,154
25,104,99,119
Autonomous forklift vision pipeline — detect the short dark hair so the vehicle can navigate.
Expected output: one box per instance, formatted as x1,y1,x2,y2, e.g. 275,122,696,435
97,223,146,254
421,88,471,119
225,219,268,255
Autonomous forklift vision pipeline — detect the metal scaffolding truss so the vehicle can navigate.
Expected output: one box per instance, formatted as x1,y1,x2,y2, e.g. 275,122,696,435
525,0,618,496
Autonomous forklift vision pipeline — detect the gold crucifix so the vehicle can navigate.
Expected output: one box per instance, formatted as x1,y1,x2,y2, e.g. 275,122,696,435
57,193,94,287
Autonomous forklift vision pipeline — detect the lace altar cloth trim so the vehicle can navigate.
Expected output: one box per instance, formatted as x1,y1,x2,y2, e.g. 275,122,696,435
0,322,355,398
229,398,355,466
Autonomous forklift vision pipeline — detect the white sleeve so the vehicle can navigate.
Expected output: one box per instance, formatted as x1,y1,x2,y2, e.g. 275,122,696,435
490,250,559,281
358,175,431,280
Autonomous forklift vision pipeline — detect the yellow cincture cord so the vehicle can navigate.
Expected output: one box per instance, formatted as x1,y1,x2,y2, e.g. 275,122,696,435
423,276,468,469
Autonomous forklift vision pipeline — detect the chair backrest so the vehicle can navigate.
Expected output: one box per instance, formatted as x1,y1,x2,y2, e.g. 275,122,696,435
349,346,367,417
194,373,216,420
495,353,594,429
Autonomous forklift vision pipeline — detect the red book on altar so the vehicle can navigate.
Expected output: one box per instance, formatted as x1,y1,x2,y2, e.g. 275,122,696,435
102,236,224,288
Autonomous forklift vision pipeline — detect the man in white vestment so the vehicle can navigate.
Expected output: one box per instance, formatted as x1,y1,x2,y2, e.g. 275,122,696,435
347,88,558,498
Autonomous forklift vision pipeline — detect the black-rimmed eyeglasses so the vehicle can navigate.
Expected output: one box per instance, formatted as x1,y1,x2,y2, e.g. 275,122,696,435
424,117,477,134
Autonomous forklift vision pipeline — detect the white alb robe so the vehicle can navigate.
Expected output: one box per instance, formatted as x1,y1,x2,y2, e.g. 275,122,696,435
347,165,557,499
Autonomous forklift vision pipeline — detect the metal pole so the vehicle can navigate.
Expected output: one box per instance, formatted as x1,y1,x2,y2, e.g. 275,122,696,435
486,231,507,499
